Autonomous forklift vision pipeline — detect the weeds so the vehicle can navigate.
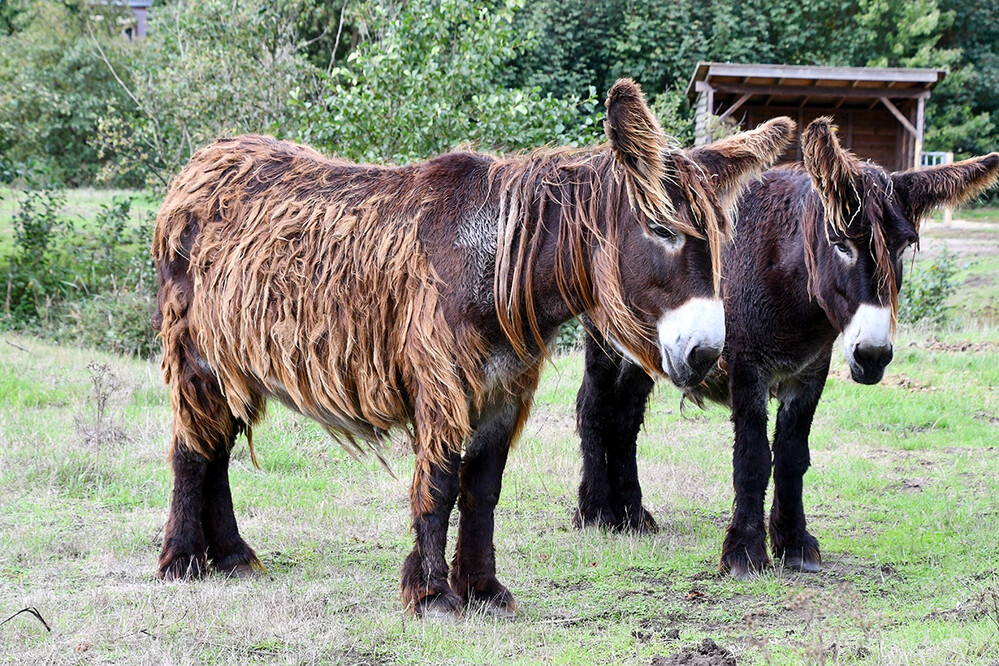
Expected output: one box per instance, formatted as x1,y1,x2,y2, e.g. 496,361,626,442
75,361,127,448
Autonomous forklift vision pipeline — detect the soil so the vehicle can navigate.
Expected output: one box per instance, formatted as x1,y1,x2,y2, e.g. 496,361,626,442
651,638,737,666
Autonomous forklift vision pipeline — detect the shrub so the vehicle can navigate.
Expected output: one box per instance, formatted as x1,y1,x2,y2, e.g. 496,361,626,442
898,246,960,325
2,189,73,324
1,188,158,357
293,0,603,165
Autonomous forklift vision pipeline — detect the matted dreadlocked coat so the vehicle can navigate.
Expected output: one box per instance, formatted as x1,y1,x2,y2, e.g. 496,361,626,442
151,93,732,497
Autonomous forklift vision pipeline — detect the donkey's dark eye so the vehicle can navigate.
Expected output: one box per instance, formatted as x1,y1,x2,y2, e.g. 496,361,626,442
650,224,679,242
834,242,851,255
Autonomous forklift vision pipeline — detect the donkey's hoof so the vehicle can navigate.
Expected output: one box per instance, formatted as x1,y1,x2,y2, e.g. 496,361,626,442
781,554,821,573
572,506,616,531
416,593,464,622
158,553,207,581
619,506,659,534
721,550,770,581
213,551,267,579
467,588,518,620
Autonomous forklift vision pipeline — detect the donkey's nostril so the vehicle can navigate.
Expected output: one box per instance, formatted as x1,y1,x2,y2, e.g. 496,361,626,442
685,342,722,375
854,344,893,373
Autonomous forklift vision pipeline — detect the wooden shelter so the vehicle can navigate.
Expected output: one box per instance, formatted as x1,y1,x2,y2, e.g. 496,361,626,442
687,63,946,171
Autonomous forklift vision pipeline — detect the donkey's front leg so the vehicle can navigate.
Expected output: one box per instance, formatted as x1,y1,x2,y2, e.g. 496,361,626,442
576,333,656,532
721,358,772,579
769,360,829,573
401,447,463,619
605,360,657,532
450,403,519,617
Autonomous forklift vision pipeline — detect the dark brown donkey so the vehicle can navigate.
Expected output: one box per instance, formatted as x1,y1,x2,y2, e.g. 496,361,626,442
152,79,794,617
576,117,999,578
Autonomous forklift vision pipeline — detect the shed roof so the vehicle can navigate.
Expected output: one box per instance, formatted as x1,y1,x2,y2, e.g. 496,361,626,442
686,62,945,109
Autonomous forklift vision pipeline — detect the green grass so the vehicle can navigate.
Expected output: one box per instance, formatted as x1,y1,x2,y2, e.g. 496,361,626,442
2,327,999,664
1,190,999,663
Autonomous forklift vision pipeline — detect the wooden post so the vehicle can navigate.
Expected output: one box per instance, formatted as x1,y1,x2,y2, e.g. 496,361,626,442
914,93,927,170
943,151,954,225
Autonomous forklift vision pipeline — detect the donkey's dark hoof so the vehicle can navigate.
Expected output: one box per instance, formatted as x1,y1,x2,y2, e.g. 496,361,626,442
466,586,518,620
212,547,267,579
415,592,464,622
618,506,659,534
725,560,762,581
782,555,821,573
158,553,208,581
572,506,616,531
720,545,770,580
771,530,822,573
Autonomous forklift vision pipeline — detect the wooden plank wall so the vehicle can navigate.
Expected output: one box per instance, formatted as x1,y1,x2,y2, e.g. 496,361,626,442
742,105,908,171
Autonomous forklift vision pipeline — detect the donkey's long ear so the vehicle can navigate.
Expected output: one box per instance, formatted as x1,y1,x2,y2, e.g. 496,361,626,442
604,79,674,224
604,78,667,180
891,153,999,227
802,117,865,234
689,116,796,203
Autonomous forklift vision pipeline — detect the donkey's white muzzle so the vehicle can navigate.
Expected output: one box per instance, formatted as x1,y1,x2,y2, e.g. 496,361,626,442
843,304,894,385
657,298,725,389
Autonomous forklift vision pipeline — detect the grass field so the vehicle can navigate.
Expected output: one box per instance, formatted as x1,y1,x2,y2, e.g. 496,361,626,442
1,196,998,664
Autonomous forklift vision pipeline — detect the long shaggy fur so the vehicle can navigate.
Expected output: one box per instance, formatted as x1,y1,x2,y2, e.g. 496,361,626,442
152,125,731,476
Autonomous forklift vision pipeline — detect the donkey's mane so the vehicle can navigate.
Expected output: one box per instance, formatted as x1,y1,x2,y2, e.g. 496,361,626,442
490,144,730,374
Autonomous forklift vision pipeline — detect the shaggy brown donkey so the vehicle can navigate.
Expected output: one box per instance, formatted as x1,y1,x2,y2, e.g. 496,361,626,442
576,117,999,578
152,79,794,617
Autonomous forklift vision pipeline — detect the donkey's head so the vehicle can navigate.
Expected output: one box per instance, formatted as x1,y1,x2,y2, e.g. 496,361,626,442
602,80,794,387
802,117,999,384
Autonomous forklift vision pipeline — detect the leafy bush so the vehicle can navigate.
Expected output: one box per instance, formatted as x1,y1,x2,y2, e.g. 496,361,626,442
1,188,158,357
2,190,73,323
94,0,323,188
898,246,961,325
294,0,603,165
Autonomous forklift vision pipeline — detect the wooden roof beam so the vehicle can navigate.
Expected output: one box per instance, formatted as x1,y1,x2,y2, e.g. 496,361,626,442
710,82,927,100
879,97,917,137
717,93,752,123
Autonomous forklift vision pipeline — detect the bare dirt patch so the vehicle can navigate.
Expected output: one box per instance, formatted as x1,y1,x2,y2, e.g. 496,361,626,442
651,638,737,666
920,339,999,353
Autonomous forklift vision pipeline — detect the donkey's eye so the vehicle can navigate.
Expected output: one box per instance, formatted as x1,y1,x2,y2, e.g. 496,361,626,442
832,239,857,265
650,224,679,242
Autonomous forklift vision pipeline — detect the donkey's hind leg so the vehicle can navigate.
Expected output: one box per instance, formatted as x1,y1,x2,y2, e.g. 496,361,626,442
157,324,260,579
160,439,210,580
450,403,520,618
202,437,264,578
401,447,463,619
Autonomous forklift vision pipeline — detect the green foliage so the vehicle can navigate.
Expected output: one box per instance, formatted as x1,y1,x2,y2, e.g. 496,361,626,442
1,188,158,357
899,246,960,325
3,190,73,323
0,1,135,186
294,0,602,164
93,0,322,188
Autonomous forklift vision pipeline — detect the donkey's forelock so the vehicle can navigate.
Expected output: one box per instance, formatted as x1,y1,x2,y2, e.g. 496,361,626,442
801,118,904,325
